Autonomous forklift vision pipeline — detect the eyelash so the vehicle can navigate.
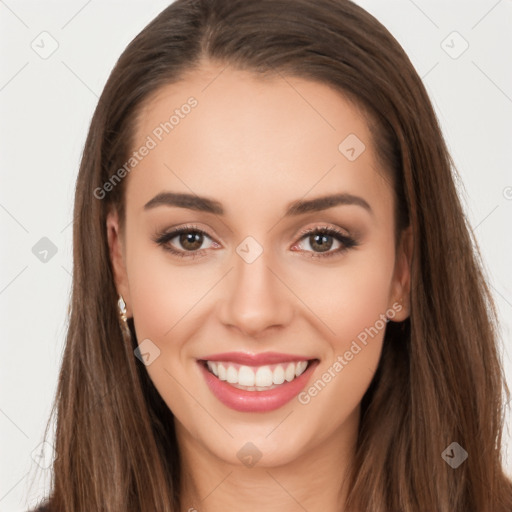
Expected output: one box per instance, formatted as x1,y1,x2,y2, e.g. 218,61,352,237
153,224,358,260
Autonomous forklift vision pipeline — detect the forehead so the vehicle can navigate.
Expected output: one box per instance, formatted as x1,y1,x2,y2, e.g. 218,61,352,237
126,63,389,217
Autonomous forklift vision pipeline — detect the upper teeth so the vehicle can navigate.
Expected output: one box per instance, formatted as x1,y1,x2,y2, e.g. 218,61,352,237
206,360,309,387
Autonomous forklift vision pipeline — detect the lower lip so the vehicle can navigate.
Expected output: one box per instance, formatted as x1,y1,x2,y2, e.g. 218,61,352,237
198,360,319,413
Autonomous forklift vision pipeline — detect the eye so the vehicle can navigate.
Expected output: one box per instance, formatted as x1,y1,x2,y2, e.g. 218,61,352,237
292,226,358,258
153,224,218,259
153,224,358,260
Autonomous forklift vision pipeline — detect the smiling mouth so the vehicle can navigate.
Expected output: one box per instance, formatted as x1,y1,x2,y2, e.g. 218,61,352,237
199,359,318,392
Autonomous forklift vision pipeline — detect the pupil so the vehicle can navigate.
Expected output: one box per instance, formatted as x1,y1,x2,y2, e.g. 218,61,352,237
312,233,332,252
180,232,202,250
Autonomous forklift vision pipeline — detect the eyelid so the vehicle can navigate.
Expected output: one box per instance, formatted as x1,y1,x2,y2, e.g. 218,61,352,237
291,224,358,258
152,224,218,259
153,223,358,259
295,223,351,239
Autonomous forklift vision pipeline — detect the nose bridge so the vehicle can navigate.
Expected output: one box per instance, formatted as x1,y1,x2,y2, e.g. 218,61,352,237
220,234,293,336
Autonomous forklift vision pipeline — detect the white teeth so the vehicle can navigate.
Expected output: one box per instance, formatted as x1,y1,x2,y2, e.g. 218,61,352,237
217,363,227,381
295,361,308,377
204,359,312,388
255,366,273,387
273,365,285,385
285,363,296,382
238,366,255,386
226,366,238,384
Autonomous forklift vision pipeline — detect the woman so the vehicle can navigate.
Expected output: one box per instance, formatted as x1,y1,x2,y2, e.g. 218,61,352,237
32,0,512,510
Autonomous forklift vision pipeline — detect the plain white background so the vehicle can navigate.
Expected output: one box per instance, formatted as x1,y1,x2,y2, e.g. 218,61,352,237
1,0,511,510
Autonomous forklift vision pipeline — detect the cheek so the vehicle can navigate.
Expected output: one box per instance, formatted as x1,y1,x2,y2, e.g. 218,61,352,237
125,240,215,342
296,241,395,407
294,243,396,348
293,253,395,435
125,246,211,411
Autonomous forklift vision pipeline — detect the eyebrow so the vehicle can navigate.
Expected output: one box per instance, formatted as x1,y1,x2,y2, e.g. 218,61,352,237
143,191,373,216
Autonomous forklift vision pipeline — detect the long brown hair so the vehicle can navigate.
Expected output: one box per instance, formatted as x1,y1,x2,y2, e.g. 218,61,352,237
34,0,512,510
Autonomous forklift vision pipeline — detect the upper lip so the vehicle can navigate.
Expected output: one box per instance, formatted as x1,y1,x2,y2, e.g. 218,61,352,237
198,352,314,366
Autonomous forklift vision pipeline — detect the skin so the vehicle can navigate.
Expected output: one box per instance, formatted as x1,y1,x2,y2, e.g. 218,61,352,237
107,60,412,512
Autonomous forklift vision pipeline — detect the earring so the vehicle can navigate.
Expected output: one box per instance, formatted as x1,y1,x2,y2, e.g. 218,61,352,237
118,295,127,322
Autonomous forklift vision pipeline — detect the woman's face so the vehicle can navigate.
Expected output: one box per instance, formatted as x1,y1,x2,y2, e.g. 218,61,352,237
107,62,411,468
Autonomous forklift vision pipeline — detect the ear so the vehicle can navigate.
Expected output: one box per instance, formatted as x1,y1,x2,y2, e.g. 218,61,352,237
106,208,131,317
388,225,413,322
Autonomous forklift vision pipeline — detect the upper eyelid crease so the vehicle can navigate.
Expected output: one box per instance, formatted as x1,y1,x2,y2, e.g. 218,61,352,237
143,191,373,217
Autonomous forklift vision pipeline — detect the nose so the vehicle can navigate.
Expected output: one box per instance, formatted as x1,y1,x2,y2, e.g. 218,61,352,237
218,243,294,338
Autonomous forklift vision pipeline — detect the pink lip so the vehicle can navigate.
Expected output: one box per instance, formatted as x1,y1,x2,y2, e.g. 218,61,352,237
198,351,311,366
197,358,319,413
